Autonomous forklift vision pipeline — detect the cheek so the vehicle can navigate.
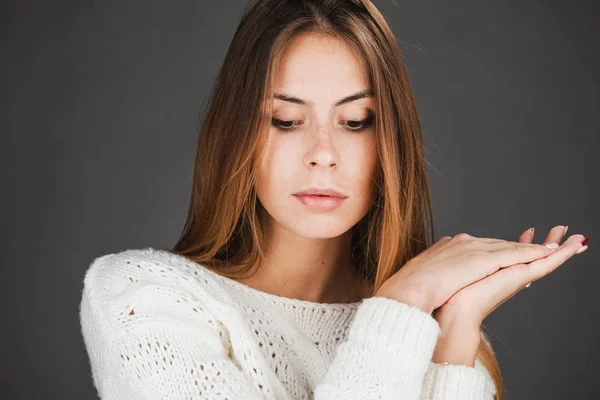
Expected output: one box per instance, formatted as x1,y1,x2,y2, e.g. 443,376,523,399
256,136,297,195
350,138,378,189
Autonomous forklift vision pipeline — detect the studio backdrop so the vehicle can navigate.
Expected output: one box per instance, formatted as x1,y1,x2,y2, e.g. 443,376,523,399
2,0,598,399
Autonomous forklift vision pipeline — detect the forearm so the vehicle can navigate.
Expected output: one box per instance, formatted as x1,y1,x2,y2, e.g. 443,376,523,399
418,310,498,399
431,311,481,367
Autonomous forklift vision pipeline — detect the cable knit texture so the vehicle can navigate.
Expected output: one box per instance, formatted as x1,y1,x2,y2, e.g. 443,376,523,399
79,247,497,399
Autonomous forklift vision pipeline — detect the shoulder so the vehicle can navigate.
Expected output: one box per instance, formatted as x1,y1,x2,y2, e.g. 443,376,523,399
79,248,237,397
80,247,233,327
83,247,224,295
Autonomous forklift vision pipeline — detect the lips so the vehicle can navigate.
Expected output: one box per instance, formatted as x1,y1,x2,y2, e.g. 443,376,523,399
295,194,341,199
294,193,346,211
293,187,347,198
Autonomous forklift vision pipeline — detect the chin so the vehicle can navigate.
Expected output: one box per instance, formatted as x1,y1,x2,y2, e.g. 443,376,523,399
284,215,355,239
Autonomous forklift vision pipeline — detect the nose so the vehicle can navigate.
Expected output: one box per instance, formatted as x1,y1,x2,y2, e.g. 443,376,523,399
305,124,339,170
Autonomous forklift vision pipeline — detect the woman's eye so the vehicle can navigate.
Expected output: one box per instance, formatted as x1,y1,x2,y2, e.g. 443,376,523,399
271,118,302,131
271,113,374,133
342,113,375,132
343,114,375,132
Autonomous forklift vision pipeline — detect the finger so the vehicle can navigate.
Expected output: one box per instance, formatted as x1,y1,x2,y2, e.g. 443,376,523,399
473,237,507,243
518,227,536,286
521,226,565,288
542,225,569,247
458,232,586,319
523,234,586,282
470,233,571,316
433,235,508,257
486,240,559,270
443,234,505,249
484,238,557,252
518,227,535,244
429,234,504,252
460,265,523,319
467,263,532,320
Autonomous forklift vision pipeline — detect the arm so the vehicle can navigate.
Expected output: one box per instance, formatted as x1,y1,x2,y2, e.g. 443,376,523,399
315,296,442,399
81,280,441,398
80,255,445,399
80,261,269,400
420,312,496,399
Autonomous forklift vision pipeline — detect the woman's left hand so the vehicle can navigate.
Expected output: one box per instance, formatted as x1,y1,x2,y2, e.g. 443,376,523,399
430,225,587,365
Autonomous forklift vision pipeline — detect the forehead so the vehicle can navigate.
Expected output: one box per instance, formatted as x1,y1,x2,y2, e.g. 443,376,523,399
273,34,369,100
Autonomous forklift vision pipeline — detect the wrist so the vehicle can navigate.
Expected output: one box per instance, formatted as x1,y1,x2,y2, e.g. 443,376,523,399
375,287,433,315
432,313,481,367
434,303,483,329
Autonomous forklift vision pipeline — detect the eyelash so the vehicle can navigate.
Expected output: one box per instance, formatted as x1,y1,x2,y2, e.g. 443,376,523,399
271,112,375,133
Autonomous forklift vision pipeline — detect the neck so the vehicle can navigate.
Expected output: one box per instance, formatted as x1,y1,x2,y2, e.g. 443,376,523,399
236,214,370,304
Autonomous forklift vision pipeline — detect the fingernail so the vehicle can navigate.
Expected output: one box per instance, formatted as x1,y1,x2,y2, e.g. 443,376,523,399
575,245,588,255
562,225,569,237
529,227,535,237
544,243,560,249
581,237,589,246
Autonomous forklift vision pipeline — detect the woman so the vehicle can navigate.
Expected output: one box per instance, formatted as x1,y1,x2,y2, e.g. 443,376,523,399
79,0,589,398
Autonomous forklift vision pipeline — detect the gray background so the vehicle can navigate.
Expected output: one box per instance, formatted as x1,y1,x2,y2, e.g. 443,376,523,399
2,0,598,398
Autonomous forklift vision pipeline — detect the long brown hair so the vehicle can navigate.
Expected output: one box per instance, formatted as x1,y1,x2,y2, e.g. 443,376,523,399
170,0,503,397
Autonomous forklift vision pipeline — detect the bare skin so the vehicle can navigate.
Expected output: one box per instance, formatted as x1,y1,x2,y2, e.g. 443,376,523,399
373,224,587,367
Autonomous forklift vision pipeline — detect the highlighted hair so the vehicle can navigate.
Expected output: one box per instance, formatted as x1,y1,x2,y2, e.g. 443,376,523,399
171,1,503,397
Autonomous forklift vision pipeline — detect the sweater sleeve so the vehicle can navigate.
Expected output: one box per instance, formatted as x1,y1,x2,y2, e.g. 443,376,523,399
420,361,497,399
79,254,487,399
317,297,498,399
313,296,442,398
80,254,269,400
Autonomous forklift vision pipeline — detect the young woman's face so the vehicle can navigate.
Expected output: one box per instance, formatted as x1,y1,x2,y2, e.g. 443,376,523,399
255,33,378,239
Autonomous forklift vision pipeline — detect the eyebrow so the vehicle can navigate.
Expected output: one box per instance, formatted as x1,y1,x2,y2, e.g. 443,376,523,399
273,89,373,108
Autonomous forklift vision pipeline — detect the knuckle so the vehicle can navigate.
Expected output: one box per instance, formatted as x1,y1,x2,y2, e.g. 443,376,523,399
436,236,452,244
453,232,473,241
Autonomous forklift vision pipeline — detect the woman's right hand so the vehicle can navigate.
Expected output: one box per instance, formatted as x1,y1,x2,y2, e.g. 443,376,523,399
374,231,561,314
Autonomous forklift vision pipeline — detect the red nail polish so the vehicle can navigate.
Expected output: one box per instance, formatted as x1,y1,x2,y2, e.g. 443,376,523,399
581,237,589,246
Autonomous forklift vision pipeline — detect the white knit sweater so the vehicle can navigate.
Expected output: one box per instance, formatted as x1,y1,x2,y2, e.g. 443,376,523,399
79,247,497,399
